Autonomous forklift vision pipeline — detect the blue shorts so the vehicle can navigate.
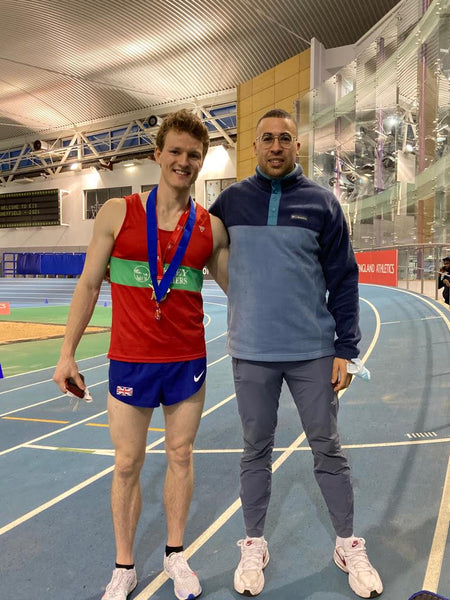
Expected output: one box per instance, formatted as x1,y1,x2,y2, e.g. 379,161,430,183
108,357,207,408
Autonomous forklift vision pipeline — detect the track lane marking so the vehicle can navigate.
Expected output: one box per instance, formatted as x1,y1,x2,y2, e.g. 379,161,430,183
2,416,69,424
422,456,450,592
0,332,227,417
0,372,237,534
134,298,381,598
133,431,308,600
23,436,450,456
0,351,230,455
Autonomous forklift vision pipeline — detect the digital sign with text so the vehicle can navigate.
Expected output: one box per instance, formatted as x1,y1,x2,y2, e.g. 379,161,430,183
0,189,60,228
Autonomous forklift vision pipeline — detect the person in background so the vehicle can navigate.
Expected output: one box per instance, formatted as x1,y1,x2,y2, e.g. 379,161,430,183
210,108,383,599
438,256,450,306
53,109,228,600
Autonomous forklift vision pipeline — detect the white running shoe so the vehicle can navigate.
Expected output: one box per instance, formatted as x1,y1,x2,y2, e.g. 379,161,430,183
234,536,270,596
163,551,202,600
334,537,383,598
101,567,137,600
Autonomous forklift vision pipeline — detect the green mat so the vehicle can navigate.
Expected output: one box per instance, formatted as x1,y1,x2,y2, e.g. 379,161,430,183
0,304,111,327
0,305,111,377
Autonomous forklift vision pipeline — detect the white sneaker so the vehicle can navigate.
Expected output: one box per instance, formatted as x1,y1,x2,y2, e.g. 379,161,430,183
334,537,383,598
163,551,202,600
101,567,137,600
234,537,270,596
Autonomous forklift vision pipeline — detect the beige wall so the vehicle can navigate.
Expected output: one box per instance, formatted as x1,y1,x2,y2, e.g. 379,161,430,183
237,48,311,180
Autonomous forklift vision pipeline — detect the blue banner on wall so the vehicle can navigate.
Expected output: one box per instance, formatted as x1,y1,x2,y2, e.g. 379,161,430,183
16,253,86,275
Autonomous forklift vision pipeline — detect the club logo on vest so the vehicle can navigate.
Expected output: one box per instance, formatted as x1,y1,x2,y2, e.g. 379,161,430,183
133,265,150,283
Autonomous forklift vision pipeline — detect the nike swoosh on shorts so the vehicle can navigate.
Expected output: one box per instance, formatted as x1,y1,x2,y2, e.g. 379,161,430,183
194,370,205,382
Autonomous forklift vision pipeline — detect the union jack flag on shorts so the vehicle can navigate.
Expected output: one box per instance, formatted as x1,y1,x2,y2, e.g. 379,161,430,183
116,385,133,396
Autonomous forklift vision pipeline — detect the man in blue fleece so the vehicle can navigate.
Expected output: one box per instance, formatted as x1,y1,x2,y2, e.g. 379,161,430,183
209,108,383,599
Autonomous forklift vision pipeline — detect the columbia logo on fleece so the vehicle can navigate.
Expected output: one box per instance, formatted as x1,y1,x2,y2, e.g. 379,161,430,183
291,214,307,221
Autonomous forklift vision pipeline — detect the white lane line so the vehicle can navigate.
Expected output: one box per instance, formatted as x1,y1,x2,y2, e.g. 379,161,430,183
0,353,230,450
0,369,237,533
422,456,450,592
382,316,441,325
358,297,381,364
0,434,166,537
25,437,450,456
0,352,108,381
0,408,109,457
133,431,308,600
0,379,108,418
0,332,227,416
376,287,450,332
134,301,381,599
363,287,450,591
0,361,109,396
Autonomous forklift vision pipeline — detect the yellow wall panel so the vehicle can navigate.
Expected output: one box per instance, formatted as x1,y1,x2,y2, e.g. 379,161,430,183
253,88,275,113
238,145,255,163
299,48,311,71
238,129,254,152
238,80,253,101
252,69,275,94
275,74,300,102
237,46,311,181
275,55,300,83
238,113,253,135
237,158,254,181
298,69,310,93
239,96,253,118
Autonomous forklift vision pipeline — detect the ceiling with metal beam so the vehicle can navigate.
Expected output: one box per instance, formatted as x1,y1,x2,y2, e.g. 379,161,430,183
0,0,402,179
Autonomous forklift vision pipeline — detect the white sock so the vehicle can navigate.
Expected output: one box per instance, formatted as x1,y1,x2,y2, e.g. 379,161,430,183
336,534,358,548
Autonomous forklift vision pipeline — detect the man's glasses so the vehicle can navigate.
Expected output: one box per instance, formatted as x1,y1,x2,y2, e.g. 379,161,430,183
256,133,297,148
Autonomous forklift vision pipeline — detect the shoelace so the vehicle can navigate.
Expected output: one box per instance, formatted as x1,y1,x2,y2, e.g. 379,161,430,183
237,540,265,571
106,570,133,594
343,539,373,572
168,554,194,579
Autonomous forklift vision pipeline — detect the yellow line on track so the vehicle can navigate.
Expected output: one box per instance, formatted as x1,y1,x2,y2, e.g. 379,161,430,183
2,416,69,424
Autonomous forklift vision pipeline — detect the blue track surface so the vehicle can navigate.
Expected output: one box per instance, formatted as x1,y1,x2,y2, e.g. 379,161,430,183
0,280,449,600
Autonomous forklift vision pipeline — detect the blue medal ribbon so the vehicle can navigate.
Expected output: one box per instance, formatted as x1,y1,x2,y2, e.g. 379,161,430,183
146,186,196,306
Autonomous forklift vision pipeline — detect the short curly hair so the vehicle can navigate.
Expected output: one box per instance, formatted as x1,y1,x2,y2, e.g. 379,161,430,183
156,109,210,157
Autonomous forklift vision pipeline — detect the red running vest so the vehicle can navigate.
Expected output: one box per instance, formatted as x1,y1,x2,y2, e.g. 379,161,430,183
108,193,213,362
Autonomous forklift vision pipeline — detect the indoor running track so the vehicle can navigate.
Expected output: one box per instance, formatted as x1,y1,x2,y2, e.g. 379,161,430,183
0,281,449,600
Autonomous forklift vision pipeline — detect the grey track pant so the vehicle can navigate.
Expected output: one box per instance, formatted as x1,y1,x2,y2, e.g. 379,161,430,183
232,356,354,538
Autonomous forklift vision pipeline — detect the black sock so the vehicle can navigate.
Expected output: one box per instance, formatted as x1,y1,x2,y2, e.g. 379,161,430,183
165,545,183,557
115,562,135,570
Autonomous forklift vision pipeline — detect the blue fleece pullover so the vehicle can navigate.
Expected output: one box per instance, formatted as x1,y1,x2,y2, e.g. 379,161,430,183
209,165,361,361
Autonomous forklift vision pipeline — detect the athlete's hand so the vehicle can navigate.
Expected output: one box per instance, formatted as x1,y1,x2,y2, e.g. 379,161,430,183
331,357,352,392
53,357,85,395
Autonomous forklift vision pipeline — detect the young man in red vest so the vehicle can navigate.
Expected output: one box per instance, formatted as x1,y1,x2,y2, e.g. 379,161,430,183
53,110,228,600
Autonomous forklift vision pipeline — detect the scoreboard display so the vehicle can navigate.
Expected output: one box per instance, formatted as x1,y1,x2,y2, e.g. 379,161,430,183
0,189,60,228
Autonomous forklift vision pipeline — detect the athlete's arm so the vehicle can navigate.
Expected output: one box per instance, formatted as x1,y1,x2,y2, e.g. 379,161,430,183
53,198,126,392
207,214,229,293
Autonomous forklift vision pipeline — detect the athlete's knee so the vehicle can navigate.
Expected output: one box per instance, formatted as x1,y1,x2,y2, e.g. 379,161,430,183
114,450,145,479
165,441,193,471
